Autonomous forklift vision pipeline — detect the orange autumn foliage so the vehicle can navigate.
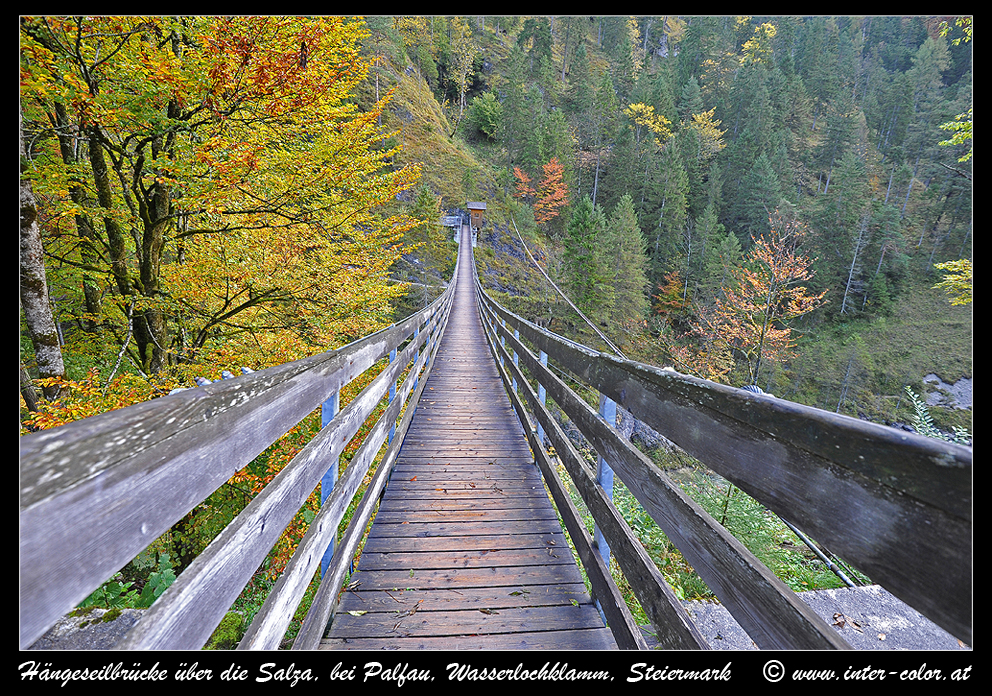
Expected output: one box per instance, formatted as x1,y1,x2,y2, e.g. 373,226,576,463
533,157,570,223
514,158,569,223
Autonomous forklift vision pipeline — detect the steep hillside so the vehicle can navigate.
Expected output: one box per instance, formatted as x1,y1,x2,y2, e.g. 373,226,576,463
364,16,971,438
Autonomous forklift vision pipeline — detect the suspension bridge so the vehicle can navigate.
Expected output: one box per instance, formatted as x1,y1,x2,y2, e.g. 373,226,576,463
20,225,971,651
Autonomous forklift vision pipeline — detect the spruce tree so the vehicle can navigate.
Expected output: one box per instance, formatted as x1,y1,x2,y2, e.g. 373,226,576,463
562,195,611,323
604,194,651,331
737,152,783,243
701,228,742,305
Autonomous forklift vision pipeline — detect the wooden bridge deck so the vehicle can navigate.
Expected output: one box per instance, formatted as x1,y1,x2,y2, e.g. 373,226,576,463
320,227,617,650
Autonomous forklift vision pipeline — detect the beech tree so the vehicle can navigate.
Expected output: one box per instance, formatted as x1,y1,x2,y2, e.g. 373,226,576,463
20,16,420,379
514,156,570,230
19,102,65,402
670,211,827,385
533,157,570,224
932,259,972,306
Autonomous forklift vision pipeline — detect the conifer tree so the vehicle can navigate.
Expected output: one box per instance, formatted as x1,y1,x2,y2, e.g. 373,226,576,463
561,195,610,323
589,70,621,206
700,228,742,305
736,153,784,242
603,194,651,331
645,139,690,285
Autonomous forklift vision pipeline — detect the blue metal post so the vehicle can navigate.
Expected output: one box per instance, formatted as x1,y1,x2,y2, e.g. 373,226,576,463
319,390,340,576
512,328,519,392
412,324,420,392
499,320,506,369
593,393,616,565
536,351,548,447
388,347,397,444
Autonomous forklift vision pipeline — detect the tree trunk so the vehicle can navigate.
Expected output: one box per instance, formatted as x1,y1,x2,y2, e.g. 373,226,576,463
52,102,103,329
20,105,66,401
88,127,132,298
20,362,40,415
136,148,172,375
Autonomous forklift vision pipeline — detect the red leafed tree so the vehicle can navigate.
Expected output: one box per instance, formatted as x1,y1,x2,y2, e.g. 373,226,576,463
513,166,535,200
533,157,569,223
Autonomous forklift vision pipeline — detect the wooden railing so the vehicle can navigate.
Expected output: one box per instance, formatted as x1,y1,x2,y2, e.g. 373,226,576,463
18,248,459,650
476,271,972,650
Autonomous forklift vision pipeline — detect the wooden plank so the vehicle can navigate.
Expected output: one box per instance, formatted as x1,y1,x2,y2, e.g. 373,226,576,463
321,629,617,650
360,532,568,554
356,520,568,540
370,509,561,524
356,548,578,570
327,604,608,638
377,499,553,515
335,585,590,612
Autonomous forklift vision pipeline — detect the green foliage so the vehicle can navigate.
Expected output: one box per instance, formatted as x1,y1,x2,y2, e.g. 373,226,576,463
78,575,139,610
905,386,971,445
468,92,503,141
205,612,245,650
78,551,177,611
135,553,177,608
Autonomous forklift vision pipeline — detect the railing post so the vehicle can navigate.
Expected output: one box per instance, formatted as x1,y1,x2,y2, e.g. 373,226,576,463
319,390,340,576
512,328,519,392
387,347,397,444
536,350,548,447
593,392,616,565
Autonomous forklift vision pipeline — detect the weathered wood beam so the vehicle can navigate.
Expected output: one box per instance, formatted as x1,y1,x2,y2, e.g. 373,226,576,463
480,292,972,645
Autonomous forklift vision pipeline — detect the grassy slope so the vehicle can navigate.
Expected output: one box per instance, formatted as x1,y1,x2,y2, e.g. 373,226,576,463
786,274,972,435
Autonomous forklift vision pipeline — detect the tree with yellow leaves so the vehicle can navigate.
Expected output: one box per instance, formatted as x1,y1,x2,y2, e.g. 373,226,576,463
687,108,727,163
624,102,673,150
741,21,778,66
932,259,972,306
20,16,421,380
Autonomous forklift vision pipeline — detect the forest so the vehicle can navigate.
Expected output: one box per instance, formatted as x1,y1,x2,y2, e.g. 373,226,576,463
19,16,971,644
